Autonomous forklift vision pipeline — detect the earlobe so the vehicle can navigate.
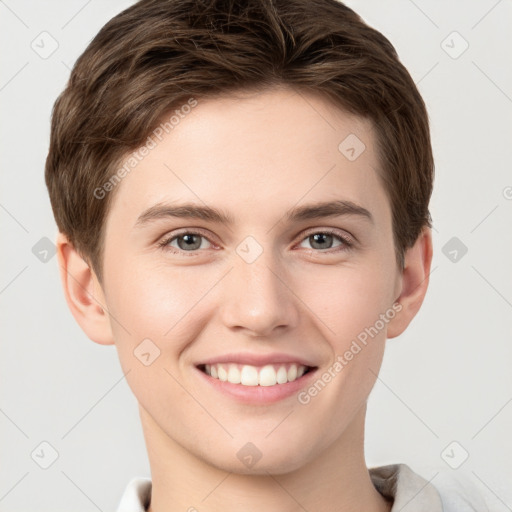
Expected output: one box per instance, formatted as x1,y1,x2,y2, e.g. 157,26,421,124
387,227,433,339
56,232,115,345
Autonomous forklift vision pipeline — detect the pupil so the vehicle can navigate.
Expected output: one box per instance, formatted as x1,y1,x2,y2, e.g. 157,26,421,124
311,233,332,250
179,234,201,250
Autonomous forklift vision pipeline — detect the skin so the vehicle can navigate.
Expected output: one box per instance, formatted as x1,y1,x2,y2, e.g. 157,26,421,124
57,85,432,512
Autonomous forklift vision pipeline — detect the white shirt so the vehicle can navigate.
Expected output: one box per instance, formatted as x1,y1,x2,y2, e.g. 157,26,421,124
116,463,488,512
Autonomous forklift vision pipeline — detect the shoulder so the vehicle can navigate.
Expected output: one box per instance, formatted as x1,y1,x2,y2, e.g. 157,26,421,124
369,463,493,512
116,476,152,512
117,466,499,512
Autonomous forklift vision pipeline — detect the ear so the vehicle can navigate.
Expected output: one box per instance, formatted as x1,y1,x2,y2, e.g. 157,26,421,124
387,227,433,339
56,232,114,345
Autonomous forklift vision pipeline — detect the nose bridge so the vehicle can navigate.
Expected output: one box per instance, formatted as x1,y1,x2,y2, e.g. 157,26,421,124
221,236,298,335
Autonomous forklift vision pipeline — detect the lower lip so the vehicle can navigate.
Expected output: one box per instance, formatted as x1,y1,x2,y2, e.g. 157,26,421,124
194,366,318,404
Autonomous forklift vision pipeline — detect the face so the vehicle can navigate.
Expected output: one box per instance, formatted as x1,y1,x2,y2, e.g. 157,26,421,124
99,86,402,474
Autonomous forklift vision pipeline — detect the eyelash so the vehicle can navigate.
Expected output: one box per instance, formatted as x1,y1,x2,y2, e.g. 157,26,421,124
157,228,355,256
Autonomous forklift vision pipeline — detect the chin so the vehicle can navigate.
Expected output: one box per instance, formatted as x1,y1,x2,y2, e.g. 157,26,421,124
199,440,312,476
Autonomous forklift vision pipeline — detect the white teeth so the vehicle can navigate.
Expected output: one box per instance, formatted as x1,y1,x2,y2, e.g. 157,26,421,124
276,366,288,384
240,365,259,386
217,365,228,381
287,364,297,382
203,363,310,386
228,364,241,384
259,365,277,386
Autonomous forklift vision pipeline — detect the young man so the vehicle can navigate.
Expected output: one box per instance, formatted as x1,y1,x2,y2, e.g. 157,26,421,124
45,0,483,510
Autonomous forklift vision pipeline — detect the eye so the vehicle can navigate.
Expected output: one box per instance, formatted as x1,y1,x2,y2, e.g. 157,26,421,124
157,228,354,256
158,230,215,255
297,229,354,252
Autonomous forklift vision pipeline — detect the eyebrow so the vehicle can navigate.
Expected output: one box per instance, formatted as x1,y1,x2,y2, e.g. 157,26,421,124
134,199,374,228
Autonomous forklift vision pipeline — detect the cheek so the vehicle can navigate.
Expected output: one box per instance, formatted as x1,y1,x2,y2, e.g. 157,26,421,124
103,257,224,378
294,266,394,420
105,255,212,332
104,242,397,361
293,260,395,345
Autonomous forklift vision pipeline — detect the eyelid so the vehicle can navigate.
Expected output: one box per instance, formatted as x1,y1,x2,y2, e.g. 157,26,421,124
157,227,217,253
298,227,356,247
161,227,214,241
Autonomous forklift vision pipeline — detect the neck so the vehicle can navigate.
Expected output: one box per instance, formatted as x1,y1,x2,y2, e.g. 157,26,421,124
142,404,392,512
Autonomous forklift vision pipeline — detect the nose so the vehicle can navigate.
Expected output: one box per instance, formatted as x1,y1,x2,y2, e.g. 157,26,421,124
219,247,300,337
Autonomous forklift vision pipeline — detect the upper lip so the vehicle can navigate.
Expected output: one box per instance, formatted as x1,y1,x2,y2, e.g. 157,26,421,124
196,352,318,368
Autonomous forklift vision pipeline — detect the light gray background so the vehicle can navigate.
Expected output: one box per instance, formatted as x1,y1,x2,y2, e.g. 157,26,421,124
1,0,511,510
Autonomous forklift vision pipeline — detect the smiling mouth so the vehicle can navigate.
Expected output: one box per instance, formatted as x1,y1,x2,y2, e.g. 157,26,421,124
197,363,316,387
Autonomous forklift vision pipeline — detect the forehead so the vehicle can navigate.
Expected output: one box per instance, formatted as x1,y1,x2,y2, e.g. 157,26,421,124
106,86,390,229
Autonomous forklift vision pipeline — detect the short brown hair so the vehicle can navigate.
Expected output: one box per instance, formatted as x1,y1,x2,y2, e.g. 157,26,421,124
45,0,434,283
